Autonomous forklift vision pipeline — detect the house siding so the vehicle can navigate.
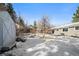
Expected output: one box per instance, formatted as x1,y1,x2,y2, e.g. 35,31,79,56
52,22,79,37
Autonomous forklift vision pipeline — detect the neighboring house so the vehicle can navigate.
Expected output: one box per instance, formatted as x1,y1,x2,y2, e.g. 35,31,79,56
51,22,79,37
15,23,24,30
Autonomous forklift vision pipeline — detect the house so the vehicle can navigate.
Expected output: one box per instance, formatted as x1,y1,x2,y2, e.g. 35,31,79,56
51,22,79,37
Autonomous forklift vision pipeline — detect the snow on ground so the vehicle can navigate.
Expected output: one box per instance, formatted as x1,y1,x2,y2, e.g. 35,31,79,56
64,51,70,56
26,42,59,56
0,35,79,56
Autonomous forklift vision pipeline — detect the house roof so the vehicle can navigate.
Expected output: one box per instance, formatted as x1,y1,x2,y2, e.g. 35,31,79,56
51,22,79,29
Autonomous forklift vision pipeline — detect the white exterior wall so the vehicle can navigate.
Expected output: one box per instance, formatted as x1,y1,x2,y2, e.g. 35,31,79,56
73,27,79,37
63,27,79,36
53,22,79,37
54,28,62,35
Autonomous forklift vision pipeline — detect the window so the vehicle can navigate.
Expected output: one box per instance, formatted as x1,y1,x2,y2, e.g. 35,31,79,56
75,26,79,30
52,30,54,33
63,28,68,32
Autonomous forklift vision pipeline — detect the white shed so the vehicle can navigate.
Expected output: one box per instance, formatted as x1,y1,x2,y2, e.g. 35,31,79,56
0,11,16,51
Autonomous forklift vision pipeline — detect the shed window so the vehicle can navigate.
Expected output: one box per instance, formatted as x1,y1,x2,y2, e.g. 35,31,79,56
63,28,68,32
75,26,79,30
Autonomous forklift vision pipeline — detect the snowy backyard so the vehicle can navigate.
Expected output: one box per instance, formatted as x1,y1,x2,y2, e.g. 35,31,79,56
0,34,79,56
1,3,79,57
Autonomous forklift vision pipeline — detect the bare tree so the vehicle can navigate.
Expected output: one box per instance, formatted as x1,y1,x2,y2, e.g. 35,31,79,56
37,16,51,38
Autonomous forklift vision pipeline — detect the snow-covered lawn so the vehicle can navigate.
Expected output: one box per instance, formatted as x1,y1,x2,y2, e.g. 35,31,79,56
26,42,59,56
1,35,79,56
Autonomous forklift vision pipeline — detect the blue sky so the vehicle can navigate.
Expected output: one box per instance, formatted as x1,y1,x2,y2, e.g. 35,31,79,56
13,3,79,26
